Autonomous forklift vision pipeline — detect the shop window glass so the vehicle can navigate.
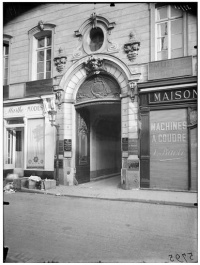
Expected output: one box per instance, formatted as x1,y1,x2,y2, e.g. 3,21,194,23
190,127,198,191
150,109,188,190
16,131,22,152
15,129,24,168
6,129,13,164
27,119,44,168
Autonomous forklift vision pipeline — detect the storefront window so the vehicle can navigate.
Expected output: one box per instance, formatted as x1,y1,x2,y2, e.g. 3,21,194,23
27,118,44,168
190,127,198,191
150,109,188,190
6,129,13,164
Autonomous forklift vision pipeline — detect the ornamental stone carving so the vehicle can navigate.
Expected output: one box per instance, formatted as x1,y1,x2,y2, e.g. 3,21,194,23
83,55,104,75
54,48,67,73
128,81,138,101
76,74,120,103
124,32,140,62
38,20,44,31
72,13,118,60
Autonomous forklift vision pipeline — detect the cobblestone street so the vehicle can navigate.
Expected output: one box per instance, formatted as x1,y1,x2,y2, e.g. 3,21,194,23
4,192,198,263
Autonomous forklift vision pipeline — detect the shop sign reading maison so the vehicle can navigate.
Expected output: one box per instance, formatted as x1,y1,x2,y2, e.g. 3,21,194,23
149,88,197,104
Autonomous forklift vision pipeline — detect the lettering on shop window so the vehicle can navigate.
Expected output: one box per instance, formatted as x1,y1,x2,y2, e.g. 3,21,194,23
149,109,188,190
151,121,187,143
149,88,197,104
150,117,188,162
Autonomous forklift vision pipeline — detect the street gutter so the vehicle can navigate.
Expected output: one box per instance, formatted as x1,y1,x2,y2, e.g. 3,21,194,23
19,187,198,208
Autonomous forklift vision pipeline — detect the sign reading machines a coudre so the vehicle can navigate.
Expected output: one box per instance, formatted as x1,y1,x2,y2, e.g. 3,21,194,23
149,109,188,190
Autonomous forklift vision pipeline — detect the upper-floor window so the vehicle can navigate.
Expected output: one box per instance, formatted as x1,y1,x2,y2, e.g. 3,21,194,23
28,22,56,81
3,43,9,85
36,35,52,80
3,34,12,85
155,5,183,60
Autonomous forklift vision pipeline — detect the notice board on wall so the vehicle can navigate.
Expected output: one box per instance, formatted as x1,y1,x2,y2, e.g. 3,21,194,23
64,139,72,151
150,109,188,190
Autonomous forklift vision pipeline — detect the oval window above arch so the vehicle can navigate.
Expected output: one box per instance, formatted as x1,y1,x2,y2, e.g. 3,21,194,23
89,27,104,52
73,14,118,59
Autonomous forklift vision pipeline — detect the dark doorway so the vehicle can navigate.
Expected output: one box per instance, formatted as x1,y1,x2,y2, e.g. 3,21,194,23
75,102,121,184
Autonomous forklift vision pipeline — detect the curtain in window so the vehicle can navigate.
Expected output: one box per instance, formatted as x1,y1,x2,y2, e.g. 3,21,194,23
27,118,44,168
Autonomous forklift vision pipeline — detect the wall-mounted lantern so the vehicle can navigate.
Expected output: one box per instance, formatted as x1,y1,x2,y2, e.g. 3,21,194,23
54,48,67,73
124,32,140,62
48,108,60,186
53,85,64,107
42,85,64,186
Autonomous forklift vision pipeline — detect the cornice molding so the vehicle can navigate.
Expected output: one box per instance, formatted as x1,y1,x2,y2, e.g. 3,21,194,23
28,22,56,36
75,14,116,37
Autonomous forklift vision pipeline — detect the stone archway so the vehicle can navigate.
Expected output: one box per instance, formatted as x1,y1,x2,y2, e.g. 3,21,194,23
58,53,141,187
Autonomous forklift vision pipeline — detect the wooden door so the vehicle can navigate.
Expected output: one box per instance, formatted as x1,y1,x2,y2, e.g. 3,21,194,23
75,109,90,184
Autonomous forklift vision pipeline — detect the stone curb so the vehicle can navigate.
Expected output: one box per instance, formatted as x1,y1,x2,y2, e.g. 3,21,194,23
19,188,198,208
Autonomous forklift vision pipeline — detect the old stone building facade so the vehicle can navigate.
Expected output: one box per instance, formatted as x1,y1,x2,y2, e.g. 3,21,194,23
3,3,197,192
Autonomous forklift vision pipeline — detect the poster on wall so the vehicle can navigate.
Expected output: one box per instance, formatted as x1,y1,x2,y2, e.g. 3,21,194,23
150,109,188,190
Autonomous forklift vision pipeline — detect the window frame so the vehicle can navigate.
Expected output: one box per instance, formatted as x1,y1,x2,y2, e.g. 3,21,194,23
36,34,52,80
28,23,56,81
4,119,25,169
3,43,9,85
155,5,184,60
3,34,13,85
83,24,107,54
150,4,187,61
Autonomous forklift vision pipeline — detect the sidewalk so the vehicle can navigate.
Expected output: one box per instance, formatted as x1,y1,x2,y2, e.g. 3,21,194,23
19,175,198,207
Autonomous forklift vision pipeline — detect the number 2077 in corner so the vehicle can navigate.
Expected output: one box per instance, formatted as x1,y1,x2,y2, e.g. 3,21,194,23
169,252,196,263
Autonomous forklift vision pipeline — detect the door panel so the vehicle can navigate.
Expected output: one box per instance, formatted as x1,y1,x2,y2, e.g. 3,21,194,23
76,109,90,184
15,130,24,168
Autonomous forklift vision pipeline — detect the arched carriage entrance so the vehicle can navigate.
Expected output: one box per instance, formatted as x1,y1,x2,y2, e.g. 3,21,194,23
58,54,140,186
75,73,121,183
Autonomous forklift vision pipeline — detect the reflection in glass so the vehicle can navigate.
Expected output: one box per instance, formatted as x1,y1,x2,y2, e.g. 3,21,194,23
37,51,44,61
157,6,167,20
46,61,51,71
47,49,51,60
47,36,52,46
171,6,183,17
38,38,45,48
37,61,44,73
